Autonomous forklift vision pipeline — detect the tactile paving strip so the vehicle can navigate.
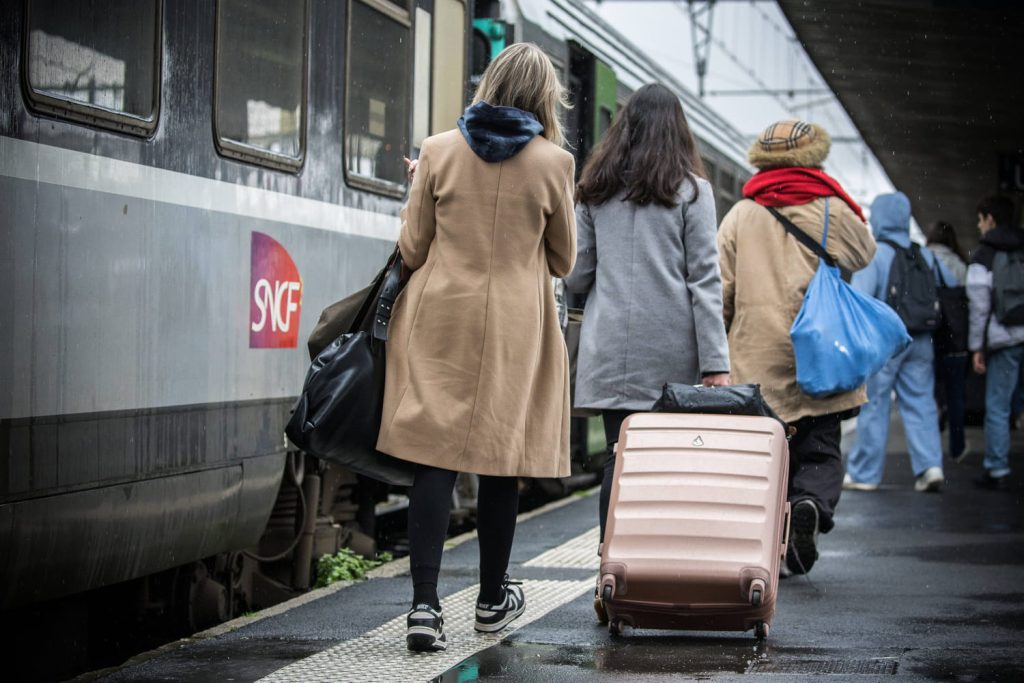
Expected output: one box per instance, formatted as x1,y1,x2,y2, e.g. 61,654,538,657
523,526,601,570
258,578,592,683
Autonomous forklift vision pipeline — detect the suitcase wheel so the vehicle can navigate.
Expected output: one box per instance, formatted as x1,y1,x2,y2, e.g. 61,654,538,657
601,584,613,602
754,621,769,640
748,578,766,607
608,618,626,637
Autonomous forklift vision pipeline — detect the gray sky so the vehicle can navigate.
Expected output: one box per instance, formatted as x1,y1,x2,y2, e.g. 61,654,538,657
585,0,902,218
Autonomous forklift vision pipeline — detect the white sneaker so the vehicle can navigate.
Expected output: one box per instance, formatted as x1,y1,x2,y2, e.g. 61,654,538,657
843,473,879,491
474,577,526,633
914,466,944,493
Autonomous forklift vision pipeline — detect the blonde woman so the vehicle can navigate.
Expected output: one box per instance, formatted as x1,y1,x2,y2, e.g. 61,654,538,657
376,43,575,652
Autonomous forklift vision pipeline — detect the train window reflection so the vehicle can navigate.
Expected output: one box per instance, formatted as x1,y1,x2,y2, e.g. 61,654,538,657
345,0,411,195
215,0,308,169
25,0,160,134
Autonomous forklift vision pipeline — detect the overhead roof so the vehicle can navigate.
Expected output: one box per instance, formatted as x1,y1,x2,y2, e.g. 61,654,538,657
777,0,1024,247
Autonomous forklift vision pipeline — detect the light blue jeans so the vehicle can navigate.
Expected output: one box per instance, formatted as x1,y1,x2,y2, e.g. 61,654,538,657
848,335,943,484
984,343,1024,476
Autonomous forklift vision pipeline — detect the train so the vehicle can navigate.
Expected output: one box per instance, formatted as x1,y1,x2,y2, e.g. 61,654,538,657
0,0,751,649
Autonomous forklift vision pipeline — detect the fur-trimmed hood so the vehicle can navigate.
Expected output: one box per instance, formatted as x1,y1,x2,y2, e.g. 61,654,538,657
748,120,831,170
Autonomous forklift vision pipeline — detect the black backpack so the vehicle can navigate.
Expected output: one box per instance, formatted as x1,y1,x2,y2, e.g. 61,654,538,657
992,248,1024,326
879,239,940,334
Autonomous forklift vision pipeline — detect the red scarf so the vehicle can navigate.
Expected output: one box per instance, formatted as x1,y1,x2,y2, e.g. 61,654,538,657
742,167,865,222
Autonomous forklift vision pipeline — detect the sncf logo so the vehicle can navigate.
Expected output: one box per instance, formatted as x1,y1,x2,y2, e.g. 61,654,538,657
250,232,303,348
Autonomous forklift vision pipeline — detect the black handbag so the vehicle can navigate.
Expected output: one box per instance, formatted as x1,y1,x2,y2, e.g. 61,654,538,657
653,383,787,430
934,265,969,356
285,251,415,486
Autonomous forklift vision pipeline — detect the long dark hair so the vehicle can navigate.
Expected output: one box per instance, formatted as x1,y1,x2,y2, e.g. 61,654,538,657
925,221,965,262
576,83,706,208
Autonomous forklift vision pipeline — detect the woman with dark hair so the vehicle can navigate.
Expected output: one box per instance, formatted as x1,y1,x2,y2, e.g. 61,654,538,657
926,221,970,462
926,221,967,283
565,83,730,546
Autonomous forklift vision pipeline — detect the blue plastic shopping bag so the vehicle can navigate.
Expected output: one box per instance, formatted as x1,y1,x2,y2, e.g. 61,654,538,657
789,200,911,397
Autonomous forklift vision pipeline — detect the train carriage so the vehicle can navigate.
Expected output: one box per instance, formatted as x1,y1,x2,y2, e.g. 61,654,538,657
0,0,751,653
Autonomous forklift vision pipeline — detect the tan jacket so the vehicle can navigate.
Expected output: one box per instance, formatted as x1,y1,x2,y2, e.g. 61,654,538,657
717,197,876,422
376,130,576,477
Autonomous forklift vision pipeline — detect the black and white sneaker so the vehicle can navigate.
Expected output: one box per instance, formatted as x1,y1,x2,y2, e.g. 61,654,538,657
474,577,526,633
406,604,447,652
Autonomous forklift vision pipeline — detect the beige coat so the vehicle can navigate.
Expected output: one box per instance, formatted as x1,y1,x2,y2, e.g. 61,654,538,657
376,130,576,477
717,197,876,423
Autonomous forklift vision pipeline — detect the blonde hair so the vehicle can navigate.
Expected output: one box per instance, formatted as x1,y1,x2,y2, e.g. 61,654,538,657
472,43,570,147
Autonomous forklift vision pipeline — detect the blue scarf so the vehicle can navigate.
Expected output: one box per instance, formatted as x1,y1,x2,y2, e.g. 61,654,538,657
457,101,544,163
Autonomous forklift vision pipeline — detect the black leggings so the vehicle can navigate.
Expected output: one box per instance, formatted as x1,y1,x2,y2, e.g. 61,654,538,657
598,410,632,544
408,464,519,610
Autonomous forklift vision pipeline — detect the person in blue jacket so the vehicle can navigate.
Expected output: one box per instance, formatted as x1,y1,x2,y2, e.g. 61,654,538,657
845,192,955,492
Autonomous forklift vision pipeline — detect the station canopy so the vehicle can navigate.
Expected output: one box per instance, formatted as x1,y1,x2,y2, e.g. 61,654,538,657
778,0,1024,248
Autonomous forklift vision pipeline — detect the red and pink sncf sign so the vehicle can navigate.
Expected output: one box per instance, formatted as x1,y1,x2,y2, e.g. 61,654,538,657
250,232,303,348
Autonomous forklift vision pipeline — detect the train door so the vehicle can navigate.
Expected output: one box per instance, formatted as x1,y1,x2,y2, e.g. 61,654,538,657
564,47,618,472
593,60,616,142
566,43,593,172
566,44,617,174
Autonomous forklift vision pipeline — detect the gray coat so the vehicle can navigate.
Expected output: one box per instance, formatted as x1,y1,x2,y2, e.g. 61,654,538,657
565,177,730,411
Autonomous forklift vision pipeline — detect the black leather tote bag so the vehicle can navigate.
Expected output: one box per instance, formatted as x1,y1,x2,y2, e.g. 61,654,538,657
653,383,787,430
285,251,415,486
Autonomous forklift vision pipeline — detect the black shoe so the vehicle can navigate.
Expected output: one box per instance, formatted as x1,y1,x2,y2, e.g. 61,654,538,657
406,604,447,652
474,576,526,633
975,472,1010,491
786,500,820,575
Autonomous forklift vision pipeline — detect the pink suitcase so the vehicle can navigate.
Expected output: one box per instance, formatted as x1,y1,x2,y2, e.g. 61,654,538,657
598,413,790,639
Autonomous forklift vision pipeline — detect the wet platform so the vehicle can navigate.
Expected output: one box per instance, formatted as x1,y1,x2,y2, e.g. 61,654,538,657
85,421,1023,682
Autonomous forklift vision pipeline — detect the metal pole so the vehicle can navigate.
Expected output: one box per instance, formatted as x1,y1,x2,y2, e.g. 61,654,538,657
292,473,321,590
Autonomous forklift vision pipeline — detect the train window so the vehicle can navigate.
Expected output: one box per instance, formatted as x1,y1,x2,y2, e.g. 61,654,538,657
214,0,308,170
345,0,412,195
702,157,717,184
720,170,737,195
597,106,613,139
24,0,161,135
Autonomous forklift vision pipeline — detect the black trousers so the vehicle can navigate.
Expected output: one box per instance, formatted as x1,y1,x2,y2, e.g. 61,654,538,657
599,410,632,544
787,412,847,533
407,464,519,608
598,409,846,540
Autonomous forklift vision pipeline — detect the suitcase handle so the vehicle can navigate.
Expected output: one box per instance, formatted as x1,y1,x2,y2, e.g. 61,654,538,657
781,501,792,560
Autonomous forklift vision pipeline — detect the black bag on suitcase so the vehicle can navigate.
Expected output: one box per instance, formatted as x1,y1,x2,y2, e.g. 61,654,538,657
285,251,415,486
653,383,787,430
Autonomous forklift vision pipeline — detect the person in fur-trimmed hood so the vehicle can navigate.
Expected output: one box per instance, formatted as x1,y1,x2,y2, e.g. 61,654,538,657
717,119,876,576
845,192,954,495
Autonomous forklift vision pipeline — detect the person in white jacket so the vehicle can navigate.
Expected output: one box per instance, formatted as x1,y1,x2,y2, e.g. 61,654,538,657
966,195,1024,490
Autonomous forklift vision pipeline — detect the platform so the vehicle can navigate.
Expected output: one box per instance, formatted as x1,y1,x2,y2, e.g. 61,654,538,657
84,421,1024,682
